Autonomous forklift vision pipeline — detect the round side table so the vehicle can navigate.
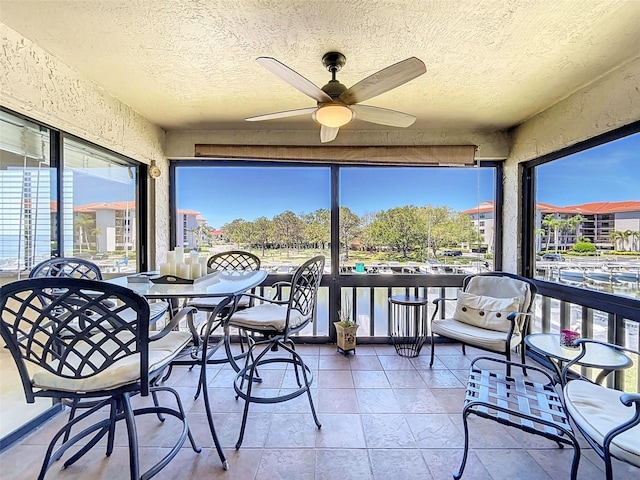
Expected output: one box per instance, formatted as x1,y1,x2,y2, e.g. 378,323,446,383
388,294,429,357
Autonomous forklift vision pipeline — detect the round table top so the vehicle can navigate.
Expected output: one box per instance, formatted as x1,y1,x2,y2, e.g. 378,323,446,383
525,333,632,369
388,294,428,306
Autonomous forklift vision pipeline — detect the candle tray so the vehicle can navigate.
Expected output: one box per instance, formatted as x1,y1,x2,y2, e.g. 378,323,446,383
150,274,194,284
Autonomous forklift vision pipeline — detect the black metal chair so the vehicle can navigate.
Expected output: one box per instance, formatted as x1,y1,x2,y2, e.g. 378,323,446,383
228,255,325,449
562,339,640,480
29,256,170,442
429,272,537,376
186,250,261,361
29,257,104,280
0,277,200,480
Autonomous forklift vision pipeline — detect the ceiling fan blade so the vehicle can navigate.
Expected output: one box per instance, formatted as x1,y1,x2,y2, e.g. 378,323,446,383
256,57,332,103
320,125,339,143
246,106,317,122
350,104,416,127
339,57,426,105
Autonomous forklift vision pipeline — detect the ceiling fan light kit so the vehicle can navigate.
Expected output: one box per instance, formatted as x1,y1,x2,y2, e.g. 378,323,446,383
247,51,426,143
314,104,353,128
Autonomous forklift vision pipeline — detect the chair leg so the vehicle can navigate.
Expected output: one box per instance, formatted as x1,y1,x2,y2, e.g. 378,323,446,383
505,349,512,377
62,398,78,443
461,344,466,356
520,343,528,376
200,357,228,469
122,392,140,480
454,406,472,479
105,401,118,457
429,332,436,367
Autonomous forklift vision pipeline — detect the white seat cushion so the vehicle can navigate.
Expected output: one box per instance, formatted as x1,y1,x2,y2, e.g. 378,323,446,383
229,303,304,332
188,295,251,310
431,317,521,352
30,331,191,393
564,380,640,467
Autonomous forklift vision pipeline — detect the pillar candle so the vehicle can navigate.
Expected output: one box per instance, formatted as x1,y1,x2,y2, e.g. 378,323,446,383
199,256,208,272
175,247,184,261
178,263,190,279
159,262,171,276
185,256,192,265
166,251,176,266
191,263,202,279
190,250,199,263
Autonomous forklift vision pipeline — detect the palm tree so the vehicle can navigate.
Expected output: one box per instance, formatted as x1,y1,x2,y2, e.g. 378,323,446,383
609,230,625,251
631,230,640,252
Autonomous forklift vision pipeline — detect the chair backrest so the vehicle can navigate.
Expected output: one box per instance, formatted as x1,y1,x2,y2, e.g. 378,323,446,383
207,251,261,272
29,257,104,280
463,272,537,314
287,255,325,321
0,277,150,402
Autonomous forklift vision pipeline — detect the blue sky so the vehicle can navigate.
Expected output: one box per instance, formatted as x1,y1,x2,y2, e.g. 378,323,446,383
536,132,640,205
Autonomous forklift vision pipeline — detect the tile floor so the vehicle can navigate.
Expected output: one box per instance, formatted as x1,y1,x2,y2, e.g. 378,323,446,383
1,343,638,480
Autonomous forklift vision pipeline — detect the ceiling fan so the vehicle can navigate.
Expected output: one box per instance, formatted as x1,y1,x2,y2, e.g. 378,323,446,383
246,52,426,143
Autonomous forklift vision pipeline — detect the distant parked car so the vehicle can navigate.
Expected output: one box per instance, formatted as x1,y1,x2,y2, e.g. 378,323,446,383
92,252,109,260
542,253,564,261
442,250,463,257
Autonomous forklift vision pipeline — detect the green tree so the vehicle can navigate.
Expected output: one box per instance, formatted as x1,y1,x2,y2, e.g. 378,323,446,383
423,206,478,258
542,214,563,253
188,223,213,251
338,207,362,260
272,211,304,257
302,209,330,249
223,218,250,248
252,216,272,256
367,206,425,258
609,230,625,251
73,213,95,252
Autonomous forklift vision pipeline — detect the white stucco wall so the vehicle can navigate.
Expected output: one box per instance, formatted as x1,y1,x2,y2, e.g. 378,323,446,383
0,23,168,266
502,55,640,272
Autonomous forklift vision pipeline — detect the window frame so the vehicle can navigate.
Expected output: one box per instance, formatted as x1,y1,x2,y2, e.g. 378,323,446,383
0,106,149,272
169,159,503,273
521,120,640,281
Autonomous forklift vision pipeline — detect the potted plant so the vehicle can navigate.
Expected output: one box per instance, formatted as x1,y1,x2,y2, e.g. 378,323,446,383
334,294,359,354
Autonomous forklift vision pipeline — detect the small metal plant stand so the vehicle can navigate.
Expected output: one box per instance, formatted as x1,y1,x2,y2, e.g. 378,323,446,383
388,294,429,357
455,356,580,480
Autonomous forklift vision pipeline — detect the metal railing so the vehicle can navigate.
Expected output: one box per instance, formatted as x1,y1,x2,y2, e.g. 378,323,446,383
255,272,639,390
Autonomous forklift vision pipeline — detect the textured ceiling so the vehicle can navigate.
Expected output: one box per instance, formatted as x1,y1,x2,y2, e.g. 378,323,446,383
1,0,640,133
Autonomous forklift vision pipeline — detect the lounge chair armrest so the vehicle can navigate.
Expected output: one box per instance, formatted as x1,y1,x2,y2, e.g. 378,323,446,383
506,311,532,321
620,393,640,407
431,297,457,305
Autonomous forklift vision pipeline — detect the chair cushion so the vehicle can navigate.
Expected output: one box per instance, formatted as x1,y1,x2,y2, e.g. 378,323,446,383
431,317,521,352
188,295,251,310
30,331,191,393
228,303,304,332
466,275,531,312
453,292,519,333
564,380,640,467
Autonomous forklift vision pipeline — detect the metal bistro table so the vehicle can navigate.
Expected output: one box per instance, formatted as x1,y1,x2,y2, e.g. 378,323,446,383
525,333,632,385
108,269,267,471
108,269,267,371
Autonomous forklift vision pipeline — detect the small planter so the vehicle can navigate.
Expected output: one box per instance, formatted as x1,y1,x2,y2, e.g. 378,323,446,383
334,321,359,355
